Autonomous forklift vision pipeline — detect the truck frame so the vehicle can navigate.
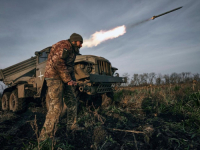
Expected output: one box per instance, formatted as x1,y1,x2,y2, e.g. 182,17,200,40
0,46,126,112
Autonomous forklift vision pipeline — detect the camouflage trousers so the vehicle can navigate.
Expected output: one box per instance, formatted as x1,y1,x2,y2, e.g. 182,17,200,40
64,85,78,130
39,80,64,140
39,80,78,141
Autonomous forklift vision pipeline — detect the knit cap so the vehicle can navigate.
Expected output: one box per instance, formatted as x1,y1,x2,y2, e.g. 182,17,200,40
70,33,83,42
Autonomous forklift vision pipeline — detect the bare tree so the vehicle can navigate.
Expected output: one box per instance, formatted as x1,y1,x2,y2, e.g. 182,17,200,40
130,74,140,86
122,73,130,86
124,72,198,87
163,74,170,84
170,72,178,84
149,72,156,85
177,73,182,84
156,73,162,85
185,72,191,83
143,73,148,85
139,74,145,86
193,73,200,81
181,72,186,83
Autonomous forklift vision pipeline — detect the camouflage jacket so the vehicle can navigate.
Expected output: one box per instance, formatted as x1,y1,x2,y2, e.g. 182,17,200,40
44,40,77,83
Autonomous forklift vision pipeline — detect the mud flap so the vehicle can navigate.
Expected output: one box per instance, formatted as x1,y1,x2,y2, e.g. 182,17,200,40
18,84,25,98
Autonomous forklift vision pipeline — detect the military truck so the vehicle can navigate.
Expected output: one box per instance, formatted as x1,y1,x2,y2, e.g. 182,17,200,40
0,47,126,113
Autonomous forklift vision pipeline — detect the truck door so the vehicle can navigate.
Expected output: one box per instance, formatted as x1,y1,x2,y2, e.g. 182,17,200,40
35,51,48,97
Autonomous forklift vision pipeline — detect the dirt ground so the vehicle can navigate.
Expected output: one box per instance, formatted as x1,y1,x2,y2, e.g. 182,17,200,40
0,105,46,150
0,88,200,150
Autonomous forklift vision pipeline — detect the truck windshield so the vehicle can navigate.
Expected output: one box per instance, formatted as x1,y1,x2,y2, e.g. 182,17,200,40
38,52,48,63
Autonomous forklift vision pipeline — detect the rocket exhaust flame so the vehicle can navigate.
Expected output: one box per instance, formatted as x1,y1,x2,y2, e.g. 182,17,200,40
83,6,182,48
83,25,126,48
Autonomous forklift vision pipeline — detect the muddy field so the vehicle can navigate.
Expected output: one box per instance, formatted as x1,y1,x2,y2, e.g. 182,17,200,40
0,83,200,150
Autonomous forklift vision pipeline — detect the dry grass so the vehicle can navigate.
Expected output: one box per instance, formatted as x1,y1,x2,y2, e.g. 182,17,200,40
0,82,200,150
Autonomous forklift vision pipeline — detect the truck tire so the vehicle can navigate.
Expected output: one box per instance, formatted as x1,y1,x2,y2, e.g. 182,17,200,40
1,92,11,111
9,90,26,113
101,92,114,108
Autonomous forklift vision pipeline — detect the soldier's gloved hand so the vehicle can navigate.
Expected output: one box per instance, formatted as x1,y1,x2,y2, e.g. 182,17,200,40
72,80,77,86
67,80,77,86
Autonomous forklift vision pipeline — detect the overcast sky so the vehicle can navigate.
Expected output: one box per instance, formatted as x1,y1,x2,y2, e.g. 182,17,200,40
0,0,200,77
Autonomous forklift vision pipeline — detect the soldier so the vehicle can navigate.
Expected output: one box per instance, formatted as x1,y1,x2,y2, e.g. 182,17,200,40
39,33,83,141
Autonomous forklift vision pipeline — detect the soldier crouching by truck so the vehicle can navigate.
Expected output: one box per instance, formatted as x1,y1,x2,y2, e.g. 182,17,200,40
39,33,83,141
0,30,126,140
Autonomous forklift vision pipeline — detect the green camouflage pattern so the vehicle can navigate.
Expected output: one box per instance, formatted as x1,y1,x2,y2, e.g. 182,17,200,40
39,80,64,140
44,40,76,83
64,85,78,130
40,80,79,140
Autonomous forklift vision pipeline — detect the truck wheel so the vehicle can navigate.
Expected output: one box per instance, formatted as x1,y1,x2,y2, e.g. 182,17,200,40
9,90,26,113
101,92,114,108
2,92,11,111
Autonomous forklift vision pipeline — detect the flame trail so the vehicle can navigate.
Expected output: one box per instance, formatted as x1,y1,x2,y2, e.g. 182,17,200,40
82,7,182,48
82,20,150,48
83,25,126,48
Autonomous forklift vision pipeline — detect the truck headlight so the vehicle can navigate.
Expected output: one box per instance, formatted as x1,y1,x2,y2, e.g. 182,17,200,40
86,63,93,73
80,64,85,69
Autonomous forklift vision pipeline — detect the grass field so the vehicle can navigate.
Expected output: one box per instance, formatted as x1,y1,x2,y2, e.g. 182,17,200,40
0,82,200,149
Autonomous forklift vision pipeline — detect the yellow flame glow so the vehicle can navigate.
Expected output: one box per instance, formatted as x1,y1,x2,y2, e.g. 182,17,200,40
83,25,126,48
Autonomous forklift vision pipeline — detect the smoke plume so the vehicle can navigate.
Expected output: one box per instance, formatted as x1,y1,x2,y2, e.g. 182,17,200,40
126,18,151,29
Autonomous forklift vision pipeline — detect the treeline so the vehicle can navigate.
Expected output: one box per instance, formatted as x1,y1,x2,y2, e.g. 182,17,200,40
122,72,200,86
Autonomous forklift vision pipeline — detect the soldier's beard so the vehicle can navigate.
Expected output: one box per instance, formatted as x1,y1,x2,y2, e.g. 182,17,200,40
72,43,80,54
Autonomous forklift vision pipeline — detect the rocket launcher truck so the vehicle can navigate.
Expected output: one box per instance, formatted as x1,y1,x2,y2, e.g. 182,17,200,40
0,47,126,112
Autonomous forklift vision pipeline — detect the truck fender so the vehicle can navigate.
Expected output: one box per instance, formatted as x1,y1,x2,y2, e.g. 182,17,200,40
2,86,17,97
